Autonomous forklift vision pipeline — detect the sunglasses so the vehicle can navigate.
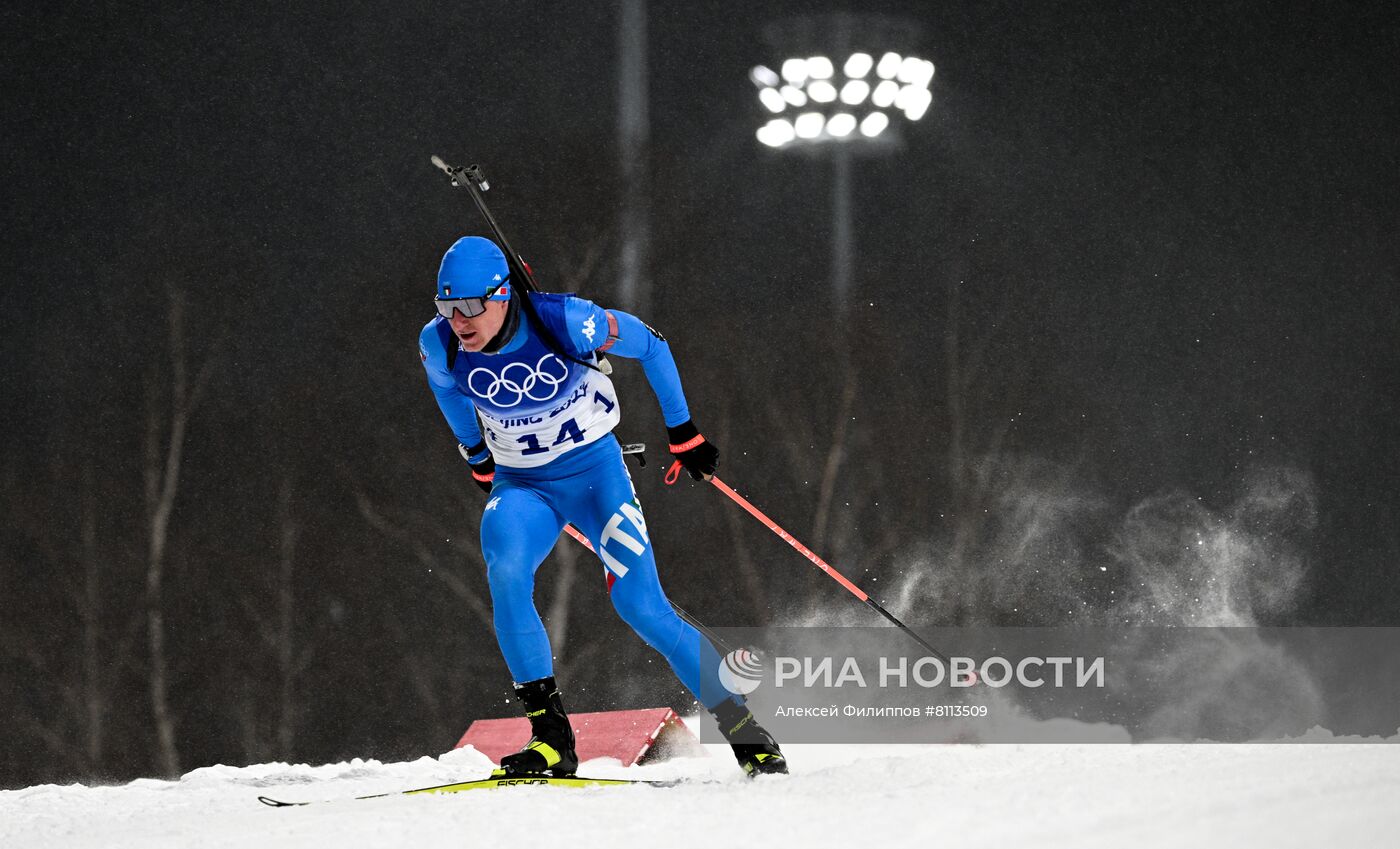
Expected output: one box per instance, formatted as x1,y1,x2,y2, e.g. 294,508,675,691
435,280,508,319
435,296,491,319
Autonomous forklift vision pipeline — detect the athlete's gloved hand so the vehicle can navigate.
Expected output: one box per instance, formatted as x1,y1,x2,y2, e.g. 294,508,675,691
667,420,718,481
458,442,495,494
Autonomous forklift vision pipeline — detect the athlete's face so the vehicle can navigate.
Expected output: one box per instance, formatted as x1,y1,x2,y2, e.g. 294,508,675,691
450,298,509,352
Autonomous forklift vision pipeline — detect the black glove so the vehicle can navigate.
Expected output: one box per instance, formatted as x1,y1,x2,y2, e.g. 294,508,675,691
667,420,718,481
458,442,495,494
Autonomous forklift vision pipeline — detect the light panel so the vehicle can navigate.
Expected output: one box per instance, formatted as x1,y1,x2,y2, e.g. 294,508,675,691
750,65,781,88
808,80,837,103
876,52,902,79
756,118,796,148
903,88,932,121
871,79,899,108
860,111,889,137
843,52,873,78
826,113,857,137
794,112,824,139
897,56,925,84
840,79,870,105
781,58,808,84
894,84,914,111
910,60,935,89
780,85,808,107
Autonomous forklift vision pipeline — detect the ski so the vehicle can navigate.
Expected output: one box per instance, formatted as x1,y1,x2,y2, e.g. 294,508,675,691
257,772,690,806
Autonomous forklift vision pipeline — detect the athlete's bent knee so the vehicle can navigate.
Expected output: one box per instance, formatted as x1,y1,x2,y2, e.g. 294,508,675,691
486,558,534,602
611,591,682,647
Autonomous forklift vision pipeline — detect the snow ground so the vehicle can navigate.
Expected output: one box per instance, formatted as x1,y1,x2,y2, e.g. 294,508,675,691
4,728,1397,849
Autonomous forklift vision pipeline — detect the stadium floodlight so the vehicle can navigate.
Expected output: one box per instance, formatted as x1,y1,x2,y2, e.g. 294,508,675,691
871,79,899,108
826,113,857,137
840,79,870,105
808,80,838,103
750,48,934,149
903,88,932,121
780,85,808,107
806,56,835,79
897,56,925,83
794,111,825,139
859,111,889,137
910,60,935,89
757,118,796,148
781,58,808,84
894,84,914,111
843,52,873,79
750,65,781,88
876,52,902,79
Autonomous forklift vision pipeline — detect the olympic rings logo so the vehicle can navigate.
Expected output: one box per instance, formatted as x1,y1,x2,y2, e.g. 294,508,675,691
467,354,569,408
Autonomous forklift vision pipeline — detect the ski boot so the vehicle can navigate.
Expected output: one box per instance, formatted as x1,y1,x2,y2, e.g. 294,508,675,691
712,698,788,777
495,676,578,777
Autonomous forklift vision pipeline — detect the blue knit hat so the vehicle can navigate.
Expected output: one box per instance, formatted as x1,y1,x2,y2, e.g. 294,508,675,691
437,236,511,300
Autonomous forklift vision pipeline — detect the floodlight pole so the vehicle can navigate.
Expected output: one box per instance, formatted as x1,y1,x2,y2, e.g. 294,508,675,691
830,16,854,324
830,142,854,323
617,0,651,314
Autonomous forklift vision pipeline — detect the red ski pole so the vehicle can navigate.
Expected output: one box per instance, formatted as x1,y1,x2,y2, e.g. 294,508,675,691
666,462,961,670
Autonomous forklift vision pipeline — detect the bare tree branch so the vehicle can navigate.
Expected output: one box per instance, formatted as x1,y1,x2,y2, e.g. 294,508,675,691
811,366,858,555
143,285,213,777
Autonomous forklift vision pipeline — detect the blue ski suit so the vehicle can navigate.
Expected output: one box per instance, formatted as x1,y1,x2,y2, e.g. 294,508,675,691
419,292,725,707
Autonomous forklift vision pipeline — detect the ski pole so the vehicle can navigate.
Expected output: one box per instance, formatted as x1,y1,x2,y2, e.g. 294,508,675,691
666,462,960,669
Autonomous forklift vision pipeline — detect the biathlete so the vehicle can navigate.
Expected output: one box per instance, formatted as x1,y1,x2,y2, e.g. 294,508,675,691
419,236,787,778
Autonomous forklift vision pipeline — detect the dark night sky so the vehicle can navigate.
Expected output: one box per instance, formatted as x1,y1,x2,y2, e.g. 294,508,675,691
3,0,1398,608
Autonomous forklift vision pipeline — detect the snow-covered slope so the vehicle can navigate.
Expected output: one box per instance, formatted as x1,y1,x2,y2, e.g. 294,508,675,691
5,731,1397,849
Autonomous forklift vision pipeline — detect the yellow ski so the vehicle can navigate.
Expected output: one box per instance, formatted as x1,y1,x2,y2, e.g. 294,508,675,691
258,772,683,806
